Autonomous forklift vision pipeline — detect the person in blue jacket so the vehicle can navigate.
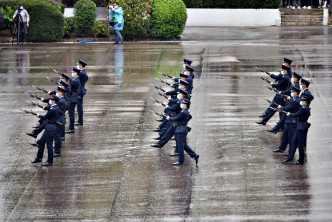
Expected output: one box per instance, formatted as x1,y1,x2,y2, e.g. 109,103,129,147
283,95,311,165
66,67,80,134
109,2,124,44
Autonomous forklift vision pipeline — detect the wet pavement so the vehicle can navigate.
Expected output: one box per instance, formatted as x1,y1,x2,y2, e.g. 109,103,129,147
0,26,332,221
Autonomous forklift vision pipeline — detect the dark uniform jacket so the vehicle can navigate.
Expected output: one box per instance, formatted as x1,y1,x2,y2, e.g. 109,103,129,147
281,82,300,96
169,108,191,134
78,69,88,97
57,97,68,125
39,105,60,132
68,77,80,103
281,96,300,124
289,105,311,131
272,74,290,91
300,88,314,105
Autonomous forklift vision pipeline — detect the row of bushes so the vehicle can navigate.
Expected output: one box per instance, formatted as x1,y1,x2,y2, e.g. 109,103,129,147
182,0,279,8
112,0,187,39
0,0,188,41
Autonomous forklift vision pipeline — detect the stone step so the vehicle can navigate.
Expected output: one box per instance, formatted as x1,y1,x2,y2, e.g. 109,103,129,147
282,22,323,25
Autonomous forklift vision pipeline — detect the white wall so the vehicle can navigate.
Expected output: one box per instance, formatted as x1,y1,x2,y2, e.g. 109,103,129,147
186,9,281,26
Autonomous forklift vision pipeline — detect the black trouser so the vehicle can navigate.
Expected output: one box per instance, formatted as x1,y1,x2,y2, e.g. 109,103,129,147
68,102,77,131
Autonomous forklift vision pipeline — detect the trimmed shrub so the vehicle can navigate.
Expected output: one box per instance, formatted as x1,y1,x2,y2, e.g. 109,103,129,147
108,0,153,40
64,17,74,37
151,0,187,38
182,0,279,8
95,20,108,37
74,0,96,36
0,0,64,42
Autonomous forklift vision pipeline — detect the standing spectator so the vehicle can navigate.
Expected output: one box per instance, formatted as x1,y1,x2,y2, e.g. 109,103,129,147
292,0,302,8
109,2,124,44
312,0,319,7
322,0,327,7
13,3,30,45
303,0,312,8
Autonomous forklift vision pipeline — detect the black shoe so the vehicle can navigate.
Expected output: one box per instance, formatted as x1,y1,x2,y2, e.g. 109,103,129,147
283,152,289,156
74,122,83,126
61,137,65,141
32,126,39,129
153,136,161,140
156,119,163,122
65,130,75,134
273,149,284,153
29,142,39,147
31,158,42,163
151,144,161,148
255,121,266,125
283,159,292,163
169,152,179,157
153,128,160,132
53,153,61,157
172,161,183,165
258,114,266,118
26,132,37,138
41,162,53,167
194,155,199,164
172,145,176,148
293,160,304,165
267,129,277,134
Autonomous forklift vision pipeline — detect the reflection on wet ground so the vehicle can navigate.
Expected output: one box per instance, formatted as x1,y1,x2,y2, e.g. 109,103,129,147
0,26,331,220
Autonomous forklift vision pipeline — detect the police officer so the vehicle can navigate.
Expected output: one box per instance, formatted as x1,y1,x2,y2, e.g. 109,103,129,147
166,99,199,165
54,87,67,157
299,79,314,105
268,72,302,133
283,95,311,165
151,89,189,148
31,95,60,166
76,59,88,126
256,65,291,125
273,87,301,153
66,67,80,134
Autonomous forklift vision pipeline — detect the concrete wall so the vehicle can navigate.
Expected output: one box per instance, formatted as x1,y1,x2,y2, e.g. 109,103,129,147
186,9,281,26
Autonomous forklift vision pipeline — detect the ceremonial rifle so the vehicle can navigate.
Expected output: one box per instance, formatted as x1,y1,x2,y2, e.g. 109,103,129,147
257,75,272,84
32,85,48,94
27,92,42,100
158,72,173,79
149,110,167,118
269,107,288,115
45,76,59,85
264,85,288,98
263,98,280,107
19,108,37,116
255,67,272,76
150,83,166,93
150,97,166,107
27,101,43,109
155,78,171,87
153,89,168,99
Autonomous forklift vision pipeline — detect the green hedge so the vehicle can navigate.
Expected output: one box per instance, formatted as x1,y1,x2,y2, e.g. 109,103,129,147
108,0,153,40
74,0,96,37
182,0,279,8
151,0,187,38
0,0,64,42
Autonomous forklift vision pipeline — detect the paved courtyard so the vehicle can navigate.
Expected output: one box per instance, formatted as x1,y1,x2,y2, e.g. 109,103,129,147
0,26,331,221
